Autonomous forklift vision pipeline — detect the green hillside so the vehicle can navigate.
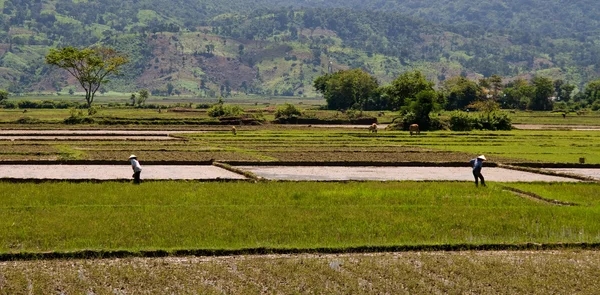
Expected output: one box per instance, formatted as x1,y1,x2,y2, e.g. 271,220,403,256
0,0,597,97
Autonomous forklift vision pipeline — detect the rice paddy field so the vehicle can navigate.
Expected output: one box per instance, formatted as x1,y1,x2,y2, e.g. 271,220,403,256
1,128,600,164
1,107,600,293
1,181,600,292
1,182,599,253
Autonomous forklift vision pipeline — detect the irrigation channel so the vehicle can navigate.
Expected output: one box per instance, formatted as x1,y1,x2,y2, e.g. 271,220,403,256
0,165,591,181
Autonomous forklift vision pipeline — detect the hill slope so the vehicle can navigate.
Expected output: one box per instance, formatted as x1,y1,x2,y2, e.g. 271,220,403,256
0,0,597,96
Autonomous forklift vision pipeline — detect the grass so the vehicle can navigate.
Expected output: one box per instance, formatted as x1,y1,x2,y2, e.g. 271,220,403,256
1,251,599,294
1,181,599,253
504,182,600,206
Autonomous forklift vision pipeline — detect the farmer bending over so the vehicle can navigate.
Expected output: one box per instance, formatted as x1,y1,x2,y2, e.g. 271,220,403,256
129,155,142,184
469,155,486,187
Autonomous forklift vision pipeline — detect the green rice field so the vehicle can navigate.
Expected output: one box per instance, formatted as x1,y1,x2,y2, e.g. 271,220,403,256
1,181,599,253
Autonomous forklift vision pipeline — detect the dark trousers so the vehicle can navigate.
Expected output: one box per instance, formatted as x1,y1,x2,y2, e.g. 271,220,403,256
473,168,485,186
133,171,141,184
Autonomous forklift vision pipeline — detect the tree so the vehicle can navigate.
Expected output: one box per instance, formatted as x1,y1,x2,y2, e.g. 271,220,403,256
560,83,575,102
443,76,481,110
583,80,600,105
386,70,434,110
501,78,533,110
313,69,379,110
129,93,137,106
45,46,128,113
136,89,149,106
0,89,8,104
167,83,174,96
528,76,554,111
408,90,437,130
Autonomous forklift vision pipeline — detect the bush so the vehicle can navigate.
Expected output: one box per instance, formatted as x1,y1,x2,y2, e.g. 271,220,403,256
483,112,512,130
448,111,512,131
275,103,302,119
449,111,475,131
207,104,243,117
15,100,80,109
429,115,450,131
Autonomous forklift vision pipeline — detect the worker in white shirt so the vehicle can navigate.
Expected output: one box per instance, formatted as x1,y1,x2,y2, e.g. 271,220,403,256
129,155,142,184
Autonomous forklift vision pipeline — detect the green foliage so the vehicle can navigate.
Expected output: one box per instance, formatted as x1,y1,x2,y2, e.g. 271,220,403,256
528,77,554,111
207,102,243,117
443,76,481,110
448,111,512,131
314,69,379,110
136,89,150,107
0,90,8,104
406,90,437,130
449,111,475,131
45,47,129,109
387,71,434,110
275,103,302,119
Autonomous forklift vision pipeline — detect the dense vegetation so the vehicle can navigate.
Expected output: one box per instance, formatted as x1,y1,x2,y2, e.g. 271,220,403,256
0,0,598,98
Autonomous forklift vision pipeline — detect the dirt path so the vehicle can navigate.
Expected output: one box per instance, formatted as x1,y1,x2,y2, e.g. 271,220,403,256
0,165,246,180
237,166,579,182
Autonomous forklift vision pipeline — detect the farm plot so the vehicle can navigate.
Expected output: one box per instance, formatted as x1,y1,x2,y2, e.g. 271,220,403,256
0,165,245,180
0,182,598,253
1,251,599,294
2,128,600,164
237,166,579,182
182,129,600,164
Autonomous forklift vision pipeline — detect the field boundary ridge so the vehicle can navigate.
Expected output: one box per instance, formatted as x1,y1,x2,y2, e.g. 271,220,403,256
501,186,580,206
1,243,599,261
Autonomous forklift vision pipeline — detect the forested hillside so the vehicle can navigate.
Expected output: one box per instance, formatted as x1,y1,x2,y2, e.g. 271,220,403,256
0,0,598,97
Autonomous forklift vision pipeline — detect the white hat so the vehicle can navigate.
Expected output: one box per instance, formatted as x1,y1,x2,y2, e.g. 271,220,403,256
477,155,486,160
129,155,137,159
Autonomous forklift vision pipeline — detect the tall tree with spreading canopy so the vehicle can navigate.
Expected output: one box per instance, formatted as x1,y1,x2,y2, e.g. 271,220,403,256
314,69,379,110
45,47,128,113
386,70,434,110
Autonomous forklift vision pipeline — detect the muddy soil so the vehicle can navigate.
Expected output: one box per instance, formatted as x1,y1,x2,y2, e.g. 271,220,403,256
0,165,246,180
237,166,579,182
546,168,600,180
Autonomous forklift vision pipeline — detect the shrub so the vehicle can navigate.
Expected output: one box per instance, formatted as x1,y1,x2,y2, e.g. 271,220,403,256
448,111,512,131
207,104,243,117
275,103,302,119
449,111,475,131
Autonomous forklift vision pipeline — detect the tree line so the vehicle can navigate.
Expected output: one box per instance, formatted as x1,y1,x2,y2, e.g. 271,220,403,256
314,69,600,119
